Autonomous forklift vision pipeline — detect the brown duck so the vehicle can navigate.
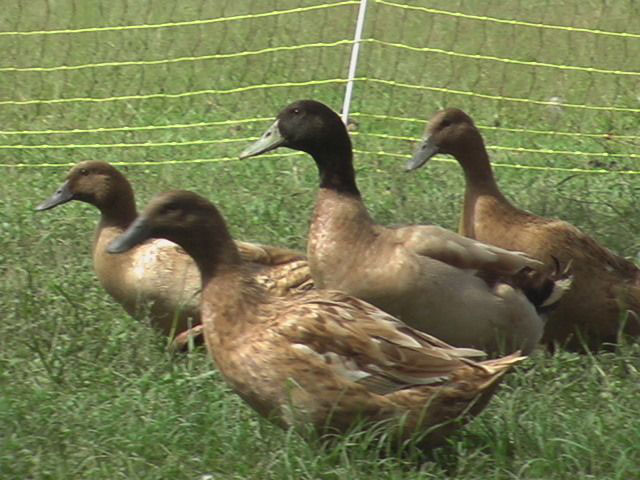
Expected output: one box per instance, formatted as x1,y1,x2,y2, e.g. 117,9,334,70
407,108,640,351
240,100,571,356
36,161,312,348
107,189,524,449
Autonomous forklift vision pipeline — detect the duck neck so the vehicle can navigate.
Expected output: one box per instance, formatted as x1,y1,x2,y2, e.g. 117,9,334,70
314,138,361,197
96,185,138,229
197,237,266,351
455,141,513,237
457,144,501,194
309,158,375,289
180,227,243,284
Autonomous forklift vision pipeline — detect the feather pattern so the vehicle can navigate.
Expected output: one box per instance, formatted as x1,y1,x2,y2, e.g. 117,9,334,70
410,108,639,351
37,161,314,347
240,100,570,355
108,189,524,449
397,224,543,274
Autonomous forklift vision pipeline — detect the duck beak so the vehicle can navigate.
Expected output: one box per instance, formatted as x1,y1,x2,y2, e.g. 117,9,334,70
35,181,74,211
107,216,152,254
405,136,440,172
239,120,285,159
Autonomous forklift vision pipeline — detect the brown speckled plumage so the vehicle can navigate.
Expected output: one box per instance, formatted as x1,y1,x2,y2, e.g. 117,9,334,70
37,161,313,346
411,108,640,351
240,100,571,356
108,190,523,449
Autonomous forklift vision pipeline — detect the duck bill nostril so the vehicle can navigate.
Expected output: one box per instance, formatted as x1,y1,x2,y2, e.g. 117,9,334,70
405,136,440,172
35,180,75,211
239,119,285,159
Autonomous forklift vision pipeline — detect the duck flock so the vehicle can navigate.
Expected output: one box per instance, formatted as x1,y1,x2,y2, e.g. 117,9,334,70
37,99,640,450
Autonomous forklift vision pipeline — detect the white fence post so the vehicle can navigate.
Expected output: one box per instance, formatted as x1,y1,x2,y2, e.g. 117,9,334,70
341,0,369,124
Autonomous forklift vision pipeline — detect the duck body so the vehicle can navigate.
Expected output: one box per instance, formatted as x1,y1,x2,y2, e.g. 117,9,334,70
92,220,201,337
463,191,640,349
308,188,544,355
409,108,640,351
37,161,312,344
107,190,523,449
204,286,519,444
240,100,570,356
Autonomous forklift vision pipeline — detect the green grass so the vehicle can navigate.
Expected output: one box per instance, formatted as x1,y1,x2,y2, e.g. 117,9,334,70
2,0,640,478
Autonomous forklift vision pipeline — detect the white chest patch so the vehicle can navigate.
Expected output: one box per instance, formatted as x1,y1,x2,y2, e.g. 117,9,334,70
130,240,176,280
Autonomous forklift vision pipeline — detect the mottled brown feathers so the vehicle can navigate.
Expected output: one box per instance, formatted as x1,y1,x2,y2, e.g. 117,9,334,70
241,100,569,356
413,108,640,351
109,189,523,449
38,162,313,346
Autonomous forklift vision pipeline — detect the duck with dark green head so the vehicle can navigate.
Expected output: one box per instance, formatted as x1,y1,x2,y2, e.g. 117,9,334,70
240,100,571,356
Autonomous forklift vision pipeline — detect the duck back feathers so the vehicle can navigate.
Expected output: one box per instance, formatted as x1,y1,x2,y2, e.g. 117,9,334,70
37,162,313,345
107,189,524,449
409,108,640,351
241,100,570,355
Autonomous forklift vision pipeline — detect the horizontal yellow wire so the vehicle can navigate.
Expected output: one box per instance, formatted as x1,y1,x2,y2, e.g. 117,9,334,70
0,136,257,149
2,77,636,114
3,0,631,40
375,0,640,39
3,112,637,141
1,152,303,168
357,132,640,158
0,40,353,73
364,78,640,113
6,128,635,156
4,131,636,158
0,118,272,136
0,1,358,36
354,150,640,175
351,113,640,140
478,125,640,140
3,128,637,159
4,113,638,144
4,36,629,78
4,149,639,175
0,78,347,106
368,39,640,77
4,157,239,168
488,145,640,158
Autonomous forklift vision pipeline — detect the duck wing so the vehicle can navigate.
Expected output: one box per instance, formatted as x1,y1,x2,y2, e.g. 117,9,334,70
274,290,490,396
396,224,542,274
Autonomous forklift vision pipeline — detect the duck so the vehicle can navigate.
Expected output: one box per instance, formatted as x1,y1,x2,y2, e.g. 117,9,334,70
239,100,571,356
106,189,524,449
36,161,313,348
406,108,640,351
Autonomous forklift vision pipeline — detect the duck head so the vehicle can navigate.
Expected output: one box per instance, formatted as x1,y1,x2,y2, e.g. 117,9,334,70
240,100,358,193
36,161,135,214
406,108,483,171
239,99,350,159
107,190,237,276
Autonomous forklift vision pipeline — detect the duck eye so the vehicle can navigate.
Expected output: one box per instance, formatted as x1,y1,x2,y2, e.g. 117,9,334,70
441,119,452,128
292,108,300,115
162,203,180,215
80,168,89,176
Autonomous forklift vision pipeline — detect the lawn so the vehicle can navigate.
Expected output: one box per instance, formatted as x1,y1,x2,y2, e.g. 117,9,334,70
2,0,640,478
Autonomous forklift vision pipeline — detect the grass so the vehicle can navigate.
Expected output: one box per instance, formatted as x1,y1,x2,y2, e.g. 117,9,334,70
2,0,640,478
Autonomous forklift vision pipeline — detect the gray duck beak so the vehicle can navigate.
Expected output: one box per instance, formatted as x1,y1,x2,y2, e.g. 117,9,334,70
405,136,440,172
35,181,74,211
239,120,285,159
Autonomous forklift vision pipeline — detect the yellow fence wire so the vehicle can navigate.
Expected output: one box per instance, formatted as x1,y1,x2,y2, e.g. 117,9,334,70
376,0,640,39
0,1,359,36
1,0,638,174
